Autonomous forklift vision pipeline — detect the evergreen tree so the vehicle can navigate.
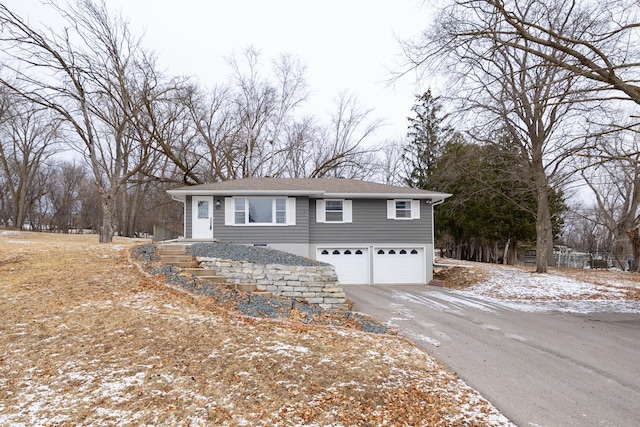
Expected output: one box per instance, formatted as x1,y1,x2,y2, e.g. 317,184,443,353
428,135,566,263
403,89,452,189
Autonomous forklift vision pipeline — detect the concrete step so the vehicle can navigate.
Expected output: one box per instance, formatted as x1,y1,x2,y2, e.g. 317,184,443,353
158,255,195,263
236,283,258,293
197,275,227,283
158,249,189,257
250,291,273,297
156,243,191,252
167,261,200,268
180,268,217,277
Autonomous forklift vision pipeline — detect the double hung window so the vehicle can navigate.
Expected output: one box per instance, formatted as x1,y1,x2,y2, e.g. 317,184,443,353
325,200,344,222
387,199,420,220
316,199,352,223
394,200,412,219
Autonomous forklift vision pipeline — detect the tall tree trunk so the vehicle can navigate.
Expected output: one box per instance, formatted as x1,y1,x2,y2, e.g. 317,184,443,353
535,192,554,273
533,156,554,273
503,239,510,264
99,193,115,243
528,126,557,273
100,205,114,243
626,226,640,272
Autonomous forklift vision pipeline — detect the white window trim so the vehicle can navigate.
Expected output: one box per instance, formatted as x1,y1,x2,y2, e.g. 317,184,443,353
387,199,420,220
316,199,352,223
224,196,296,226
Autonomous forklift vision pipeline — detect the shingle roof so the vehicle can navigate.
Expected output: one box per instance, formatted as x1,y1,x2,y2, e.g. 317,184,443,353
167,178,451,200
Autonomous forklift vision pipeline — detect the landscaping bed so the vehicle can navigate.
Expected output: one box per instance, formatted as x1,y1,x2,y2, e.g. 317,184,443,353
133,243,390,334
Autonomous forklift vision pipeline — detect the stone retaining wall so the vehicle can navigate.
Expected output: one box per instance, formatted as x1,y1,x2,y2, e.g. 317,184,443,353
197,257,347,310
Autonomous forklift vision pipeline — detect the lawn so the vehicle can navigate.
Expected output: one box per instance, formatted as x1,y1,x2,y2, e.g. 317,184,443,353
0,231,512,426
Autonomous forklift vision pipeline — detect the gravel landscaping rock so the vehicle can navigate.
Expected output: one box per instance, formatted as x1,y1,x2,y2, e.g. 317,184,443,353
188,242,328,266
132,243,393,335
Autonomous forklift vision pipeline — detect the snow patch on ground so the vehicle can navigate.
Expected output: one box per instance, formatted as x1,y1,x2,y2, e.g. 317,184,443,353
469,266,625,300
439,259,640,313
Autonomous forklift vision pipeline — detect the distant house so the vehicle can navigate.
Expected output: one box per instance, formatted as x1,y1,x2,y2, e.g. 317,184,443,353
167,178,450,285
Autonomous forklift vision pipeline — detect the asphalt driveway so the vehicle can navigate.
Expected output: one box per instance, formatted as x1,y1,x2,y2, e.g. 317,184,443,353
346,284,640,427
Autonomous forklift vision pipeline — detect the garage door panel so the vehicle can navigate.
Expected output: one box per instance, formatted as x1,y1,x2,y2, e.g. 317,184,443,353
317,248,369,285
374,247,425,284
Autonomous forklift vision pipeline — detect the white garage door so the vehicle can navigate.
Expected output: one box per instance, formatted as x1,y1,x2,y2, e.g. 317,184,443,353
317,248,369,285
373,247,426,284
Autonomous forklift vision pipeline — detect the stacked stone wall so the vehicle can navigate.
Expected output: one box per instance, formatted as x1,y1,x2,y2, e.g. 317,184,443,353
197,257,346,310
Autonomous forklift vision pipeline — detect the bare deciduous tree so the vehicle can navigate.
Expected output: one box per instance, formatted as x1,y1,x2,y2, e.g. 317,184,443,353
226,47,309,178
451,0,640,105
47,161,86,233
0,0,158,242
580,130,640,269
309,92,382,179
377,138,406,186
402,0,600,272
0,94,59,230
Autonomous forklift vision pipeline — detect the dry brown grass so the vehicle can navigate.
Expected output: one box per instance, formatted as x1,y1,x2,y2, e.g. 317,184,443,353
433,266,488,289
552,267,640,300
0,231,511,426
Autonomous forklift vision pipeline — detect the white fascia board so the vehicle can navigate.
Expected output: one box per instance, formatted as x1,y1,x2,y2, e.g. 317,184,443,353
321,192,452,202
166,189,325,197
166,189,453,202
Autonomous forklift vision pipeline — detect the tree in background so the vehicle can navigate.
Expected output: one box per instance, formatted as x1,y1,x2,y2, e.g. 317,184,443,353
428,134,566,264
402,0,593,272
308,91,382,179
578,129,640,270
403,90,452,189
0,1,164,242
47,162,86,233
0,93,59,230
457,0,640,106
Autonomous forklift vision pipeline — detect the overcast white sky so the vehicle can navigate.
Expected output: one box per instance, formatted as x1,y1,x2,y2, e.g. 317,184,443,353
4,0,434,142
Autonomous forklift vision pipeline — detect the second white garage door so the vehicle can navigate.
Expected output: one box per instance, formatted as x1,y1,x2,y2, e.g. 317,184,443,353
317,247,369,285
373,247,426,284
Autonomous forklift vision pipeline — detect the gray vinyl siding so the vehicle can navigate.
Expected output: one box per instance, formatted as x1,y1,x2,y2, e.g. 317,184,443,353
185,196,192,239
309,199,432,244
213,196,310,244
184,196,432,244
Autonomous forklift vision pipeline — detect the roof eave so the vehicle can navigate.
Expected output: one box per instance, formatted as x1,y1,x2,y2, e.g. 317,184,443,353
166,189,325,197
167,188,452,201
322,192,452,200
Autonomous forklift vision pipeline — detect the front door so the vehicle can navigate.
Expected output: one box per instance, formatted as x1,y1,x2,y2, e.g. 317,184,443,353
192,196,213,239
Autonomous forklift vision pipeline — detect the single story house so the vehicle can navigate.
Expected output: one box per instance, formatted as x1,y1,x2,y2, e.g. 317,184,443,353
167,178,451,285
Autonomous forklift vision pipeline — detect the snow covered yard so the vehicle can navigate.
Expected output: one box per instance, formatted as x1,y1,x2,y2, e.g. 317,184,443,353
436,258,640,313
0,231,513,426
